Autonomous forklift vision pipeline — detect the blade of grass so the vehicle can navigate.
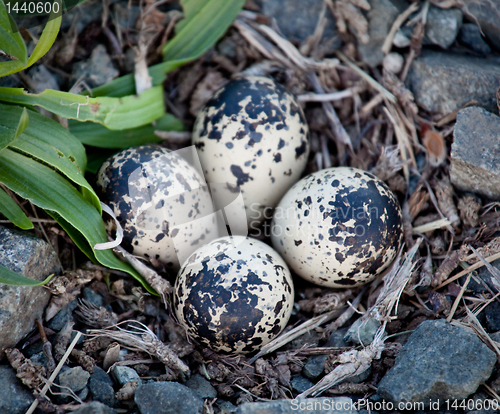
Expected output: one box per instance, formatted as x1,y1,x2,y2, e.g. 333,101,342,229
0,106,29,150
68,113,184,149
0,264,53,286
0,185,33,229
0,86,165,130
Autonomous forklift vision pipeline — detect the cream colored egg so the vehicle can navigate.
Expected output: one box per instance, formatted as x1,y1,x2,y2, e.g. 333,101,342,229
192,76,309,229
174,236,294,354
271,167,403,288
96,145,218,270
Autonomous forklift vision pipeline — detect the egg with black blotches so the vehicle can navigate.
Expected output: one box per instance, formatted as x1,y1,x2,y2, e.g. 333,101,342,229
271,167,403,288
174,236,294,354
192,76,310,227
96,145,218,270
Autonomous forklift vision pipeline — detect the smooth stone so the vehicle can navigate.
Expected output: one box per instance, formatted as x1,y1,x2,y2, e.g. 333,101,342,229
72,44,119,89
261,0,340,50
89,366,115,407
72,401,117,414
58,366,91,393
462,0,500,50
112,365,140,387
134,382,204,414
291,376,314,393
303,355,328,381
408,51,500,115
236,397,358,413
459,23,492,55
0,365,35,414
357,0,408,67
185,373,217,399
0,226,60,358
450,106,500,200
377,319,496,408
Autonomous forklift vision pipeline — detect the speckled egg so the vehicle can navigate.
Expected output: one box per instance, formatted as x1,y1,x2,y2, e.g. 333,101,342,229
192,76,310,227
96,145,218,269
271,167,403,288
174,236,294,354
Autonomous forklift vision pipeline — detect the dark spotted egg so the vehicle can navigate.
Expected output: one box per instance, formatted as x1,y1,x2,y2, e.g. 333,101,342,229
174,236,294,354
192,76,309,227
96,145,217,270
271,167,403,288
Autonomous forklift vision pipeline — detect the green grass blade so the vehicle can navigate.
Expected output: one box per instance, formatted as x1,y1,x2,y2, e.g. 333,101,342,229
0,5,27,65
89,0,244,98
0,149,155,292
48,211,156,294
27,0,62,67
7,108,101,211
68,113,184,149
0,86,165,130
163,0,245,61
0,264,53,286
88,60,184,98
0,186,33,229
0,105,29,150
0,60,26,78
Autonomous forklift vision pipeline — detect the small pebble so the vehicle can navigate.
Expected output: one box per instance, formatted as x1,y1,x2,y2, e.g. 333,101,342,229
58,366,90,393
383,53,404,75
112,366,140,387
185,373,217,399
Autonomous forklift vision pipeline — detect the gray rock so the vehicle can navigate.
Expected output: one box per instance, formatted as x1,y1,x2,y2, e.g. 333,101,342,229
0,226,60,358
303,355,328,380
185,373,217,399
72,401,117,414
134,382,204,414
345,318,381,345
261,0,341,51
112,3,140,30
325,327,349,347
407,50,500,114
450,106,500,200
112,365,140,386
72,44,119,89
27,65,60,92
89,367,115,407
236,397,358,413
484,301,500,332
462,0,500,50
0,365,35,414
61,0,103,35
357,0,408,67
83,286,104,308
291,376,314,393
58,366,90,393
47,299,77,331
217,400,238,413
423,6,462,49
377,319,496,408
459,23,492,55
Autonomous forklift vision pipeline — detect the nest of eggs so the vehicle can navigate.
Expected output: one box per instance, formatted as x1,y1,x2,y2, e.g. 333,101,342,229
21,3,500,407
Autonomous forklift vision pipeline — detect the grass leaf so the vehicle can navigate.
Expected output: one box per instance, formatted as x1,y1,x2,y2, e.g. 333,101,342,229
0,105,29,150
27,0,62,67
0,186,33,229
0,5,27,65
163,0,245,61
0,264,53,286
68,113,184,149
89,0,244,98
0,86,165,130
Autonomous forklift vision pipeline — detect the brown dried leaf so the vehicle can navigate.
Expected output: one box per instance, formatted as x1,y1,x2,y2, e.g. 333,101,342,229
432,244,470,287
433,176,460,229
75,298,118,328
5,348,46,390
458,195,482,228
190,71,228,117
